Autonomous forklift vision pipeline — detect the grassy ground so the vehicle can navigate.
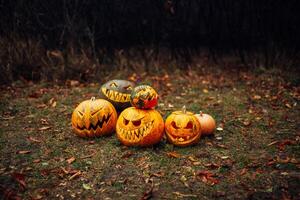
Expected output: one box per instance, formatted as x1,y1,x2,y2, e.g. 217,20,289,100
0,68,299,199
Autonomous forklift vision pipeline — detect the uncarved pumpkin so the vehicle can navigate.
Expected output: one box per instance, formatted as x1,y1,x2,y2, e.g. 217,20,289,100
71,97,117,137
130,85,158,109
165,106,201,147
194,111,216,135
99,79,135,111
116,107,164,147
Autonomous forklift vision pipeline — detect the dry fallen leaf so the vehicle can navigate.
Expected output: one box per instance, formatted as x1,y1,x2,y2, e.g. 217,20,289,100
166,151,181,158
243,120,251,126
187,156,198,162
12,173,26,190
253,95,262,100
66,157,76,164
240,168,248,176
38,126,51,131
17,150,31,154
196,170,219,186
121,151,134,159
27,136,42,143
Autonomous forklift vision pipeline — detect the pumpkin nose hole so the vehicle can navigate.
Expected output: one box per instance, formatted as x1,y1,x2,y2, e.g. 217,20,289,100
132,120,141,126
185,121,193,129
171,121,179,129
123,118,129,125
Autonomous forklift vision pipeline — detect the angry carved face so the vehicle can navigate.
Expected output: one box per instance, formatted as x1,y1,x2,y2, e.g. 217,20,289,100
116,107,164,147
71,98,117,137
99,80,135,111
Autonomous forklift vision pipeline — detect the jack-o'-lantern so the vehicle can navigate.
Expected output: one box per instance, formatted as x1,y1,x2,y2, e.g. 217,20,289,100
71,97,117,137
99,80,135,111
195,111,216,135
130,85,158,109
165,106,201,147
116,107,164,147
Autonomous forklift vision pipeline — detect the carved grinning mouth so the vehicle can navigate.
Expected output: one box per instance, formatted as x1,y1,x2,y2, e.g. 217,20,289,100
118,120,154,142
102,88,131,102
76,113,112,130
167,133,199,143
139,92,157,101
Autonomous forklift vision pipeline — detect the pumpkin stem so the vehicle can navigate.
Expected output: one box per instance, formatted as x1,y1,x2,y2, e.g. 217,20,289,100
182,105,186,114
91,97,96,101
199,111,203,116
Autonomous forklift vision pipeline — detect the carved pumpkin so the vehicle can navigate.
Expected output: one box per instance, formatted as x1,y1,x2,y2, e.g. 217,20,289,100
165,106,201,147
99,79,135,111
116,107,164,147
195,111,216,135
71,97,117,137
130,85,158,109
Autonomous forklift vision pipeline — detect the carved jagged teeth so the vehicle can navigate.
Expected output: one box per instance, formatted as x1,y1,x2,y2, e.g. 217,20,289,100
178,137,184,142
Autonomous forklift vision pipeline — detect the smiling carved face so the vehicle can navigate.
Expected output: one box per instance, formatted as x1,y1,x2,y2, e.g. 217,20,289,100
165,111,201,147
71,98,117,137
99,80,135,110
116,107,164,147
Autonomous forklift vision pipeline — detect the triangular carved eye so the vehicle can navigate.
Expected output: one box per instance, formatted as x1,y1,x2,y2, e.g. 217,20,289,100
171,121,179,129
91,110,99,116
132,120,141,126
185,121,193,129
110,82,118,88
78,110,84,116
123,118,129,125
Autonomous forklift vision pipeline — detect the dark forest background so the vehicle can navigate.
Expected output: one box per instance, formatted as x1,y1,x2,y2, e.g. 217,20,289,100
0,0,299,84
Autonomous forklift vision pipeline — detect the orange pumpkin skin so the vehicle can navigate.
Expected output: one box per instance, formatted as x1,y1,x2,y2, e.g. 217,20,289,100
165,110,201,147
71,98,117,137
194,112,216,135
116,107,164,147
130,85,158,109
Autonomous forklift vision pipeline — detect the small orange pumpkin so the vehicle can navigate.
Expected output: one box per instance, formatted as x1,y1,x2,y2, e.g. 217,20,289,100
71,97,117,137
165,106,201,147
194,111,216,135
130,85,158,109
116,107,164,147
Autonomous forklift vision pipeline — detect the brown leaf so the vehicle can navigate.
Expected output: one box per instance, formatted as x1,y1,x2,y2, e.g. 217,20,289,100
196,170,219,185
27,136,42,143
11,173,26,190
16,150,31,154
240,168,248,176
187,156,198,162
38,126,51,131
204,163,220,170
166,151,181,158
253,95,262,100
0,186,22,200
69,171,81,180
66,157,76,164
140,183,154,200
285,103,292,108
33,159,41,163
278,139,295,151
121,151,134,159
243,120,251,126
80,150,97,159
36,104,47,109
